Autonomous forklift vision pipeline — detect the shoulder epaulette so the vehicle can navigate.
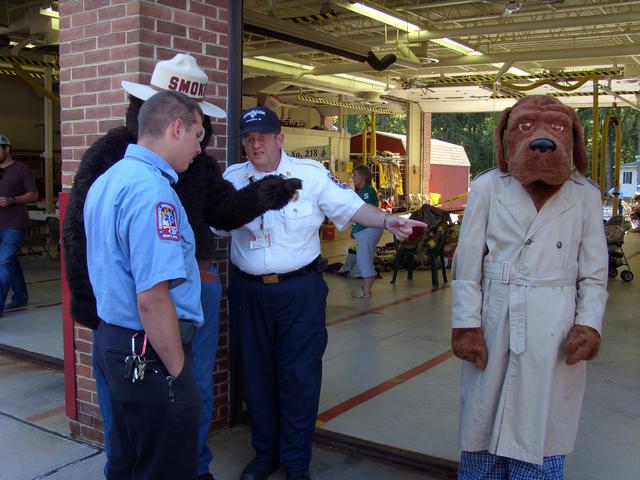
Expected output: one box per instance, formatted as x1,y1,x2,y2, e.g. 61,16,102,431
472,167,498,181
289,156,326,170
584,176,601,190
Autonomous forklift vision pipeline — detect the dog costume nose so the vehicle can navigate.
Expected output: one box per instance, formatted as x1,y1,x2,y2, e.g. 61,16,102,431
529,138,556,153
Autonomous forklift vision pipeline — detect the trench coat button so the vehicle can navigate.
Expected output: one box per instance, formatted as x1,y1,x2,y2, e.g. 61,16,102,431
524,238,533,246
556,241,562,248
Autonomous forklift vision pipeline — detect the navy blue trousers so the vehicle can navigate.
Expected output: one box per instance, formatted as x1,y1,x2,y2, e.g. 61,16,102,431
229,269,328,473
94,322,201,480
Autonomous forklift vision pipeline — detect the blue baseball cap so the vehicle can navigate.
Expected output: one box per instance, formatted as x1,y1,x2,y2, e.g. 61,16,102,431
0,134,10,146
239,107,281,136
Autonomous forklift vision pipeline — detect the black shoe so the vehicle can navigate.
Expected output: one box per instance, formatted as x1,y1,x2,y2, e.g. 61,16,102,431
240,458,279,480
198,473,216,480
286,471,311,480
6,299,27,310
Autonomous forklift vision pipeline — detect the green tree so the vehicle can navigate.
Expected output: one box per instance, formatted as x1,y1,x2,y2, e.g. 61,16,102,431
335,114,407,135
432,112,499,177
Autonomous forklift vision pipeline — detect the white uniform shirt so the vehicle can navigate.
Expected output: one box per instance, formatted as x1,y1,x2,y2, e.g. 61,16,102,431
221,150,363,275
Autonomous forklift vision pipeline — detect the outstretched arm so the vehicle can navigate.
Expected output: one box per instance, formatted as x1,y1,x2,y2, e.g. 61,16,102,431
201,156,300,231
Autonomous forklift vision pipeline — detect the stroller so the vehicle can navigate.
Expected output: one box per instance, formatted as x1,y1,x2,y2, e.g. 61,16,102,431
605,215,634,282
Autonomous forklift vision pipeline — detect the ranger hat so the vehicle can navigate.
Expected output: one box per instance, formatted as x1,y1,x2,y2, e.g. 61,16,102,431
121,53,226,119
0,134,10,146
239,107,281,136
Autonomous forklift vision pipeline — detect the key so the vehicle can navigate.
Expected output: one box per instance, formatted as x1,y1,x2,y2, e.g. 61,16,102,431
137,358,147,381
123,355,135,379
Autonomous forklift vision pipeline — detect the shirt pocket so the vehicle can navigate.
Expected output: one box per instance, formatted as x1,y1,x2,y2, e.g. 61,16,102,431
281,199,313,219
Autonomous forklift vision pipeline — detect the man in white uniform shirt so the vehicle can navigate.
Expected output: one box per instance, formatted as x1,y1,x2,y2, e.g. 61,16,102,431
222,107,424,480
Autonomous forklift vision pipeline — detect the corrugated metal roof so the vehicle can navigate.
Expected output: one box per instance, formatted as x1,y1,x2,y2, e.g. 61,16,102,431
430,138,470,167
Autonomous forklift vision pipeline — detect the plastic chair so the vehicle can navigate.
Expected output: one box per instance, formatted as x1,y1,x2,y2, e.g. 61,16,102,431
390,226,424,284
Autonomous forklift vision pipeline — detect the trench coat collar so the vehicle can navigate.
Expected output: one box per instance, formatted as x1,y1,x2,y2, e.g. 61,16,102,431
497,172,575,237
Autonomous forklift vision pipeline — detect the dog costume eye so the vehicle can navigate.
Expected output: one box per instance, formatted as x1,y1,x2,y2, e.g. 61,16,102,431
550,123,564,132
518,122,531,131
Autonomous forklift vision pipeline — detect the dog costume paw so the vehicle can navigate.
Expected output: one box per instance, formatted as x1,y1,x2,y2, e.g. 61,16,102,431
451,328,488,370
565,325,601,365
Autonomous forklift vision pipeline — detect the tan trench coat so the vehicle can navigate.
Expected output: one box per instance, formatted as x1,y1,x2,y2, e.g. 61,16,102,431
451,169,608,464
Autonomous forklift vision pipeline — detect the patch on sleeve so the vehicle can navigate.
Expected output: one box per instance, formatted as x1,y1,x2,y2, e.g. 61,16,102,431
156,202,180,241
328,171,350,189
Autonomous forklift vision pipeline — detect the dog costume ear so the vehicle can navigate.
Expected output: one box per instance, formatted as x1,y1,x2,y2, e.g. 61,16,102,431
494,107,512,172
564,106,589,174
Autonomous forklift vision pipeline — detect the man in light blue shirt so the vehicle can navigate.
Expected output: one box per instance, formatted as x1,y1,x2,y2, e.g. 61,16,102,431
85,90,204,480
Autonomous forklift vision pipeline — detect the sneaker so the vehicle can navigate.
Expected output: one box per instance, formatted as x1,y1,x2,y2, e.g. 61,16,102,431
6,299,28,310
351,287,371,298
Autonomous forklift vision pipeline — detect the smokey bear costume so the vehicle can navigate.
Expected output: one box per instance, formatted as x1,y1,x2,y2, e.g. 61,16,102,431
63,99,299,330
451,95,608,479
62,56,300,480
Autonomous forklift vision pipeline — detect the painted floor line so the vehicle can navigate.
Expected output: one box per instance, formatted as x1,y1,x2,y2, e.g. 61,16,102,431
6,301,62,313
25,405,66,423
327,284,450,327
316,350,453,426
27,277,61,285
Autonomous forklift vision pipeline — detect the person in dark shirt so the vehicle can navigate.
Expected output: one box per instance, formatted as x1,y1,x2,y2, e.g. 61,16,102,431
0,134,37,315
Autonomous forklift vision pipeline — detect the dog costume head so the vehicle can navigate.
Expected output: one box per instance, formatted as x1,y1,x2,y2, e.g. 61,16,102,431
495,95,588,188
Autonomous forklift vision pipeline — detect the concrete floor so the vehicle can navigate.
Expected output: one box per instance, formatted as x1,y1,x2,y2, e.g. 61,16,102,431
0,231,639,479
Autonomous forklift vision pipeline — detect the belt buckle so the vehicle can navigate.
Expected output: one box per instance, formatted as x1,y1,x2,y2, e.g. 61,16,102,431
262,274,280,284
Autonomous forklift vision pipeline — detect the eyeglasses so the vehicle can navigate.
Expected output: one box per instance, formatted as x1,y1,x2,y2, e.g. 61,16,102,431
241,133,277,146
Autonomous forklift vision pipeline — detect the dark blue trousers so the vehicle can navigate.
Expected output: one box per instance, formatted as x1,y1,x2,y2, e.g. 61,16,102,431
229,269,328,473
94,322,201,480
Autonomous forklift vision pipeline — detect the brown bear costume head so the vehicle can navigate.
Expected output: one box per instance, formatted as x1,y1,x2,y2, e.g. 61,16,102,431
494,95,589,209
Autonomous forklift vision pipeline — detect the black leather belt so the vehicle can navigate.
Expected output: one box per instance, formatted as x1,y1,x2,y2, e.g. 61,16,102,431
231,257,320,284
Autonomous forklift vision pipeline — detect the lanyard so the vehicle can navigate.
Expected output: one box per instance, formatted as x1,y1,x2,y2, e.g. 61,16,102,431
249,176,265,232
131,332,147,357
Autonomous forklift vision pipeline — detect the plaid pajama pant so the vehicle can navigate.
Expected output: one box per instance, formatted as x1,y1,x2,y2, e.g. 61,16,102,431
458,450,565,480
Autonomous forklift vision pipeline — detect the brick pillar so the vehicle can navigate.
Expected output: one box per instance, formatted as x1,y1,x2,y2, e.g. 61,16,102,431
59,0,231,445
422,112,432,195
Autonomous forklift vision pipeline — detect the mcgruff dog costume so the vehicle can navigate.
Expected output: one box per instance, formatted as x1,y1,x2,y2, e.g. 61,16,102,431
451,95,608,478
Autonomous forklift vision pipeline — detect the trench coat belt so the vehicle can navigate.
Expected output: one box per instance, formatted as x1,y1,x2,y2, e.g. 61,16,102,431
482,261,578,355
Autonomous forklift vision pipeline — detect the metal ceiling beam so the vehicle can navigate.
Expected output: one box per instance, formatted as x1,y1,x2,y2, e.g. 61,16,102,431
427,45,640,68
403,12,640,42
244,9,370,61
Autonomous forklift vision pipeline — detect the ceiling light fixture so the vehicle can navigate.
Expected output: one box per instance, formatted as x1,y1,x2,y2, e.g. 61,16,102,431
9,41,36,49
431,38,481,56
254,56,314,70
336,73,388,87
338,1,420,32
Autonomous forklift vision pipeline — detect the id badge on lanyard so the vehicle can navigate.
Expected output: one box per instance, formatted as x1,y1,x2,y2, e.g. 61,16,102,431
248,175,273,249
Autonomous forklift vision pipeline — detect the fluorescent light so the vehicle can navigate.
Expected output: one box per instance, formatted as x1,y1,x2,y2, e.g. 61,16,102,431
505,66,530,76
9,41,36,49
432,38,482,56
40,7,59,19
254,56,314,70
342,1,420,32
336,73,388,87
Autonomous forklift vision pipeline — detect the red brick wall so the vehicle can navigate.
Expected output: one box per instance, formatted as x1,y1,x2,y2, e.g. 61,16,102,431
422,112,432,194
59,0,231,445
